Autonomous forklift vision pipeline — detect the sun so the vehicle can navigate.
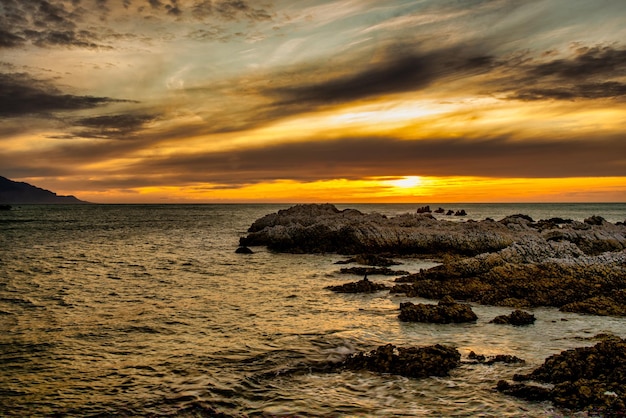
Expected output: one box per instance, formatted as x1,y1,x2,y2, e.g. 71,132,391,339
388,176,423,189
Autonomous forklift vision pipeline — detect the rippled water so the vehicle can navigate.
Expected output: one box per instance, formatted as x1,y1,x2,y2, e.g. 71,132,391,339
1,204,625,417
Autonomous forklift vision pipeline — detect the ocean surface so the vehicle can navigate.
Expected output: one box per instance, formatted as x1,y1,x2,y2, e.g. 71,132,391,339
1,203,625,417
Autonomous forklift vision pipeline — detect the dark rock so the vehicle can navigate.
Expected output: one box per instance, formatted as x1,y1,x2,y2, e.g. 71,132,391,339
339,266,409,276
398,297,478,323
235,246,254,254
434,207,445,213
454,209,467,216
489,310,536,326
339,343,461,378
502,336,626,414
335,254,401,267
446,209,454,215
468,352,525,365
326,277,389,293
584,215,606,226
416,205,432,213
497,380,552,402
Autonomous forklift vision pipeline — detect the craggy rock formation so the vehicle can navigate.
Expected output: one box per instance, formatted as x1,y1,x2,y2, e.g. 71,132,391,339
467,351,525,365
489,310,536,326
240,204,519,255
498,336,626,414
325,277,389,293
242,204,626,315
339,343,461,378
339,267,409,276
398,295,478,323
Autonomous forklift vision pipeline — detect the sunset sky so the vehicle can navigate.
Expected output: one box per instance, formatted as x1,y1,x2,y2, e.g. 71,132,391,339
1,0,625,203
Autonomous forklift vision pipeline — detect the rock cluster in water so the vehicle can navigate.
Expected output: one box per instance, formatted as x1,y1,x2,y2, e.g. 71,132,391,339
497,335,626,414
398,295,478,323
241,204,626,316
338,343,461,378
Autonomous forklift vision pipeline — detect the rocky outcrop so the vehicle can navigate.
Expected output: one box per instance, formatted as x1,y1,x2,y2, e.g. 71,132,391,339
235,246,254,254
339,343,461,378
498,336,626,414
326,277,389,293
489,310,536,326
240,204,521,255
241,204,625,257
398,296,478,323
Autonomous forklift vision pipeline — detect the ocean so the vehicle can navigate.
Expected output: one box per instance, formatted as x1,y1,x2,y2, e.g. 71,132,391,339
1,203,625,417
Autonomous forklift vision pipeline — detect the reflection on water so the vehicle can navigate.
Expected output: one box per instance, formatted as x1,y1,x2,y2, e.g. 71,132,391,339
1,204,625,417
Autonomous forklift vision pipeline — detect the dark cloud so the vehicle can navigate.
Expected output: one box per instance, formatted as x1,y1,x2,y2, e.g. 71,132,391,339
70,113,158,139
267,49,495,106
0,0,274,50
117,135,626,186
0,72,133,116
505,45,626,101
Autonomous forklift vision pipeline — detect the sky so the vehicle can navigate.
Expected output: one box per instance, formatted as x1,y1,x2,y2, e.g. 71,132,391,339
1,0,625,203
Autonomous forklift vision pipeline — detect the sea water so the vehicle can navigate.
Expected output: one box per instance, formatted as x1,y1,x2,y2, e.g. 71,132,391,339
1,204,625,417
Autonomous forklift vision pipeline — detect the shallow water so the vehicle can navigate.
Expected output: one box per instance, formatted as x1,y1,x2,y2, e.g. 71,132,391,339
1,204,625,417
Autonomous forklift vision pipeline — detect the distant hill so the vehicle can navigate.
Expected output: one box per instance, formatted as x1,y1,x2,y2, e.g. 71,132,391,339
0,176,88,204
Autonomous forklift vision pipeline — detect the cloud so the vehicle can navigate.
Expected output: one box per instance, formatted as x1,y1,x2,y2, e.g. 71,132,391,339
504,45,626,101
0,72,133,117
112,135,626,187
266,47,495,106
69,113,158,139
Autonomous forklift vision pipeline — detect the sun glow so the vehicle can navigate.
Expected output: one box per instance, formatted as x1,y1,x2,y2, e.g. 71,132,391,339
387,176,423,189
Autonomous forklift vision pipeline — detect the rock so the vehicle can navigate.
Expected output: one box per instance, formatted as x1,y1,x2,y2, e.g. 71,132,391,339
416,205,431,213
235,246,254,254
334,254,401,266
468,352,525,365
560,295,626,316
496,380,552,402
446,210,454,215
584,215,606,226
398,297,478,323
489,310,536,326
325,277,389,293
434,207,445,214
499,336,626,414
454,209,467,216
339,266,409,276
339,343,461,378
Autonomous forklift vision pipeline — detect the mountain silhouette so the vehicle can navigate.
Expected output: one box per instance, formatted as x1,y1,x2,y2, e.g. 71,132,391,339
0,176,88,204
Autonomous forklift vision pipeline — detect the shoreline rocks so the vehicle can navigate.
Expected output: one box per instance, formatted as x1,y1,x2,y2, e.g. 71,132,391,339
498,336,626,414
242,204,626,316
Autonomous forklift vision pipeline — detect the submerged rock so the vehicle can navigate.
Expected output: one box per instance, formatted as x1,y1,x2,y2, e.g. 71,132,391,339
339,266,409,276
468,351,525,365
398,296,478,323
235,246,254,254
325,277,389,293
489,310,536,326
339,343,461,378
334,254,401,266
498,336,626,414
